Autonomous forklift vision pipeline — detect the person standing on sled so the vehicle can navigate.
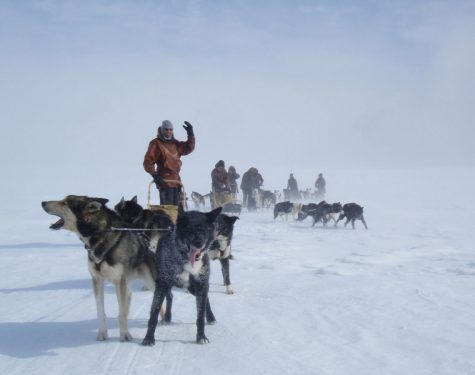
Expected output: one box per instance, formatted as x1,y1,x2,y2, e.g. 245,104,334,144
143,120,195,206
241,167,263,210
211,160,231,208
315,172,326,200
227,165,240,200
287,173,300,200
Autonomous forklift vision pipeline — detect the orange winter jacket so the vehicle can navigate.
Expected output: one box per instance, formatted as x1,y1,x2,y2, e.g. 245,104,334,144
143,134,195,188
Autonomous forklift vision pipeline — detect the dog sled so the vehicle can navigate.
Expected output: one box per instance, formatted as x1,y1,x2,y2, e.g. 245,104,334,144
147,179,188,223
211,186,242,215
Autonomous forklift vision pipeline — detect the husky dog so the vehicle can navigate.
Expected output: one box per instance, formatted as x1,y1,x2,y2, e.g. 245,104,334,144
41,195,160,342
326,202,343,225
142,206,222,346
114,196,173,251
336,203,368,229
296,201,327,222
208,214,239,294
310,202,342,227
273,201,301,221
222,202,242,216
261,190,276,208
191,191,206,210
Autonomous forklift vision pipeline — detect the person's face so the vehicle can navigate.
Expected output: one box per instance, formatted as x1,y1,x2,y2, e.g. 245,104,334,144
163,128,173,139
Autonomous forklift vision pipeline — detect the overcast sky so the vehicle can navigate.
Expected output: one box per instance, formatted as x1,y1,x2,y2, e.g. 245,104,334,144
1,0,474,195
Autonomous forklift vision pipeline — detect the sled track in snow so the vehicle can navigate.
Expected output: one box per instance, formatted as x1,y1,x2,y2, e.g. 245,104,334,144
99,296,185,375
34,290,93,323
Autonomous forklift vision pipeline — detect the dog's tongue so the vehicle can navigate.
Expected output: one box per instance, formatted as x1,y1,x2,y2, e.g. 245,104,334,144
189,247,201,267
50,218,64,230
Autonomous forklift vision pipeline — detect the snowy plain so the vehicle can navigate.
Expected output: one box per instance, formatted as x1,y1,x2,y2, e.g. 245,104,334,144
1,166,475,375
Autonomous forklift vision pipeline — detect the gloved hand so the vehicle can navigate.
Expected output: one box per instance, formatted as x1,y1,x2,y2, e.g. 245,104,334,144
183,121,194,137
152,173,163,185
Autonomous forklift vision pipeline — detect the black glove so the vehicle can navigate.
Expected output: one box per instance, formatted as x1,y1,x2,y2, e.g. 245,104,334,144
183,121,194,137
152,173,163,185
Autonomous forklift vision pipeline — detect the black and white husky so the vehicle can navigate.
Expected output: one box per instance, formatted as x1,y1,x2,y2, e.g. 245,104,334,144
208,214,239,294
273,201,301,221
142,206,222,346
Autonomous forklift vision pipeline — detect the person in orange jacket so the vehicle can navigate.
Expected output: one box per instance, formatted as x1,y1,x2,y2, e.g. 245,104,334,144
143,120,195,206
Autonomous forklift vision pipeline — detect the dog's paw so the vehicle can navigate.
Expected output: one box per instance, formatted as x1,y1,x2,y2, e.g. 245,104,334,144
120,331,133,342
225,286,235,295
196,336,210,345
141,335,156,346
96,331,108,341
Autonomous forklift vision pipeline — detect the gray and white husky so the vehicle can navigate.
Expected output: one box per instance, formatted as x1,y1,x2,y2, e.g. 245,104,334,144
41,195,163,342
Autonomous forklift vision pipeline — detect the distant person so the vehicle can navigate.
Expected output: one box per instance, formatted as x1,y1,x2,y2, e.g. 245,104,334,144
287,173,299,200
211,160,231,208
227,165,240,200
315,173,326,199
241,167,264,209
143,120,194,206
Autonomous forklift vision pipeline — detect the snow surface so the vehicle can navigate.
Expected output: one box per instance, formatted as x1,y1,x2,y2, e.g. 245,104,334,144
1,167,475,375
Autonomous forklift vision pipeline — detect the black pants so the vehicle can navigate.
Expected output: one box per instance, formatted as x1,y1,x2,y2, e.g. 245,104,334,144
159,188,181,206
242,189,251,208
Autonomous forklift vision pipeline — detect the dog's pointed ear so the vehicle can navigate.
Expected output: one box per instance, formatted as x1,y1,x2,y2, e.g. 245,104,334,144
87,201,103,212
132,195,138,203
91,197,109,206
229,216,239,224
207,207,222,223
118,197,125,207
223,215,239,225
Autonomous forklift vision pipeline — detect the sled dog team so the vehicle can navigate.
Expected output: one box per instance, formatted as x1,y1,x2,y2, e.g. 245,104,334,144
42,195,238,345
192,189,368,230
41,194,366,346
274,200,368,230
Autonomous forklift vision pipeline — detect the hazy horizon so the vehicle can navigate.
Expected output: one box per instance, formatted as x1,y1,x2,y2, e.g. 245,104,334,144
1,0,474,196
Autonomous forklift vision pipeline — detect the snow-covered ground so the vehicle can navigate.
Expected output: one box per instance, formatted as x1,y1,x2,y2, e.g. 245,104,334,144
1,167,475,375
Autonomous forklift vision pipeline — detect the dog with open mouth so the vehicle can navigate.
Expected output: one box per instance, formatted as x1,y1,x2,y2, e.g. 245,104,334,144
142,205,222,346
41,195,160,342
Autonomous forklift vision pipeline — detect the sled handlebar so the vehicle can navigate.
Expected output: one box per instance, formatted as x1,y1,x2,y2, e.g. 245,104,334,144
148,180,187,210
